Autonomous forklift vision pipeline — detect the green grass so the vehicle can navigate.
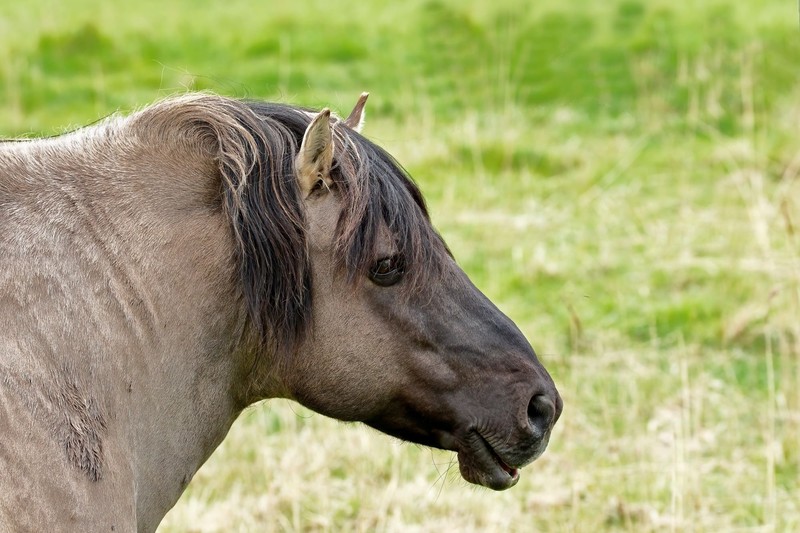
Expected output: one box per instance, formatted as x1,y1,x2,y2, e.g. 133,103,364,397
2,0,799,530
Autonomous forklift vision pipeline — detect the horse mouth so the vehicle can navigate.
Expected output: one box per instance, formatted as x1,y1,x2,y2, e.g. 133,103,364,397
456,431,521,491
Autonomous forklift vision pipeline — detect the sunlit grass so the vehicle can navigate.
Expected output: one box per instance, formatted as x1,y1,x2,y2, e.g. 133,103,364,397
1,0,798,530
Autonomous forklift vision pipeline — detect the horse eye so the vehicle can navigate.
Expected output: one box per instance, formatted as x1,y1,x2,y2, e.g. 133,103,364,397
368,255,404,287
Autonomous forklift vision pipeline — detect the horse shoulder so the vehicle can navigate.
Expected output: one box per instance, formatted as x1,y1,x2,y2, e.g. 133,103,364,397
0,361,137,532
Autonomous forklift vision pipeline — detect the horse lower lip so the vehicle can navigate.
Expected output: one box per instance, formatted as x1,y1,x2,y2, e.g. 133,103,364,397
457,432,521,490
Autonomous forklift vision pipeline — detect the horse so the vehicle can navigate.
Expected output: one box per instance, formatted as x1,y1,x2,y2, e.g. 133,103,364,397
0,92,562,532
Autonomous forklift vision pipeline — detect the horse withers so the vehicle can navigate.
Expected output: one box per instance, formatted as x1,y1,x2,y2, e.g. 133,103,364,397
0,93,562,531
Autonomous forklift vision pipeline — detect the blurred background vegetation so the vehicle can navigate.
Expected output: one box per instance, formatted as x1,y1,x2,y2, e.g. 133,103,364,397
1,0,799,531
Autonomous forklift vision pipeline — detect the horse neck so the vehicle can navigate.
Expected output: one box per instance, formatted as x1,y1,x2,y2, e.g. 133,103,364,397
0,130,271,528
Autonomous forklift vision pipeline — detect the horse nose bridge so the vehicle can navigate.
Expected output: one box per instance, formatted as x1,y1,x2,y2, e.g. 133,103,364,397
440,268,562,430
441,267,527,342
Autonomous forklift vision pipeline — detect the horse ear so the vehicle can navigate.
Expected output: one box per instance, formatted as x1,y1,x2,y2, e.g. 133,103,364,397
343,92,369,133
296,108,333,196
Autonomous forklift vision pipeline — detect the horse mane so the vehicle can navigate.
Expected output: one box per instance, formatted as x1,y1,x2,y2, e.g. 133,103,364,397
129,94,444,357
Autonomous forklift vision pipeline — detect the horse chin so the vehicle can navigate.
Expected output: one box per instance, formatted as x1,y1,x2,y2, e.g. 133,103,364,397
455,431,522,491
366,418,526,490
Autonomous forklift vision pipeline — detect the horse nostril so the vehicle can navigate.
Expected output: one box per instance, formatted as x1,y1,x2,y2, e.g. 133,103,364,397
527,394,555,434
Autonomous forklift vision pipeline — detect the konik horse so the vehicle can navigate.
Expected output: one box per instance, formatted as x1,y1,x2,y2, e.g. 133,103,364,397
0,93,561,531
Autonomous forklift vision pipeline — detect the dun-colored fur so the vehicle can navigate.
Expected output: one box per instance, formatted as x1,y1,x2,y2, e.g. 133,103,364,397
0,93,561,532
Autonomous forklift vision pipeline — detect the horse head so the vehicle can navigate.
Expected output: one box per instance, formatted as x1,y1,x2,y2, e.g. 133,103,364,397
0,93,563,533
261,96,563,490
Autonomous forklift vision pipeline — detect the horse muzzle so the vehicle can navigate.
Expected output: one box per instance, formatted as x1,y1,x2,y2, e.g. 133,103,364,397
454,389,562,490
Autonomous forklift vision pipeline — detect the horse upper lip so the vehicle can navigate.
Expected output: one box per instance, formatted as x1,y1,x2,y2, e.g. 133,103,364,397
473,431,519,470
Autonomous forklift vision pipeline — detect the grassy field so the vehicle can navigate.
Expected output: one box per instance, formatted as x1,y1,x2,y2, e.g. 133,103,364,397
2,0,799,531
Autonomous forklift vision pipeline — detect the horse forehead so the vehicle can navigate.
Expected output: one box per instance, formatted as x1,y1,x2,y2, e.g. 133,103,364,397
306,193,342,245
